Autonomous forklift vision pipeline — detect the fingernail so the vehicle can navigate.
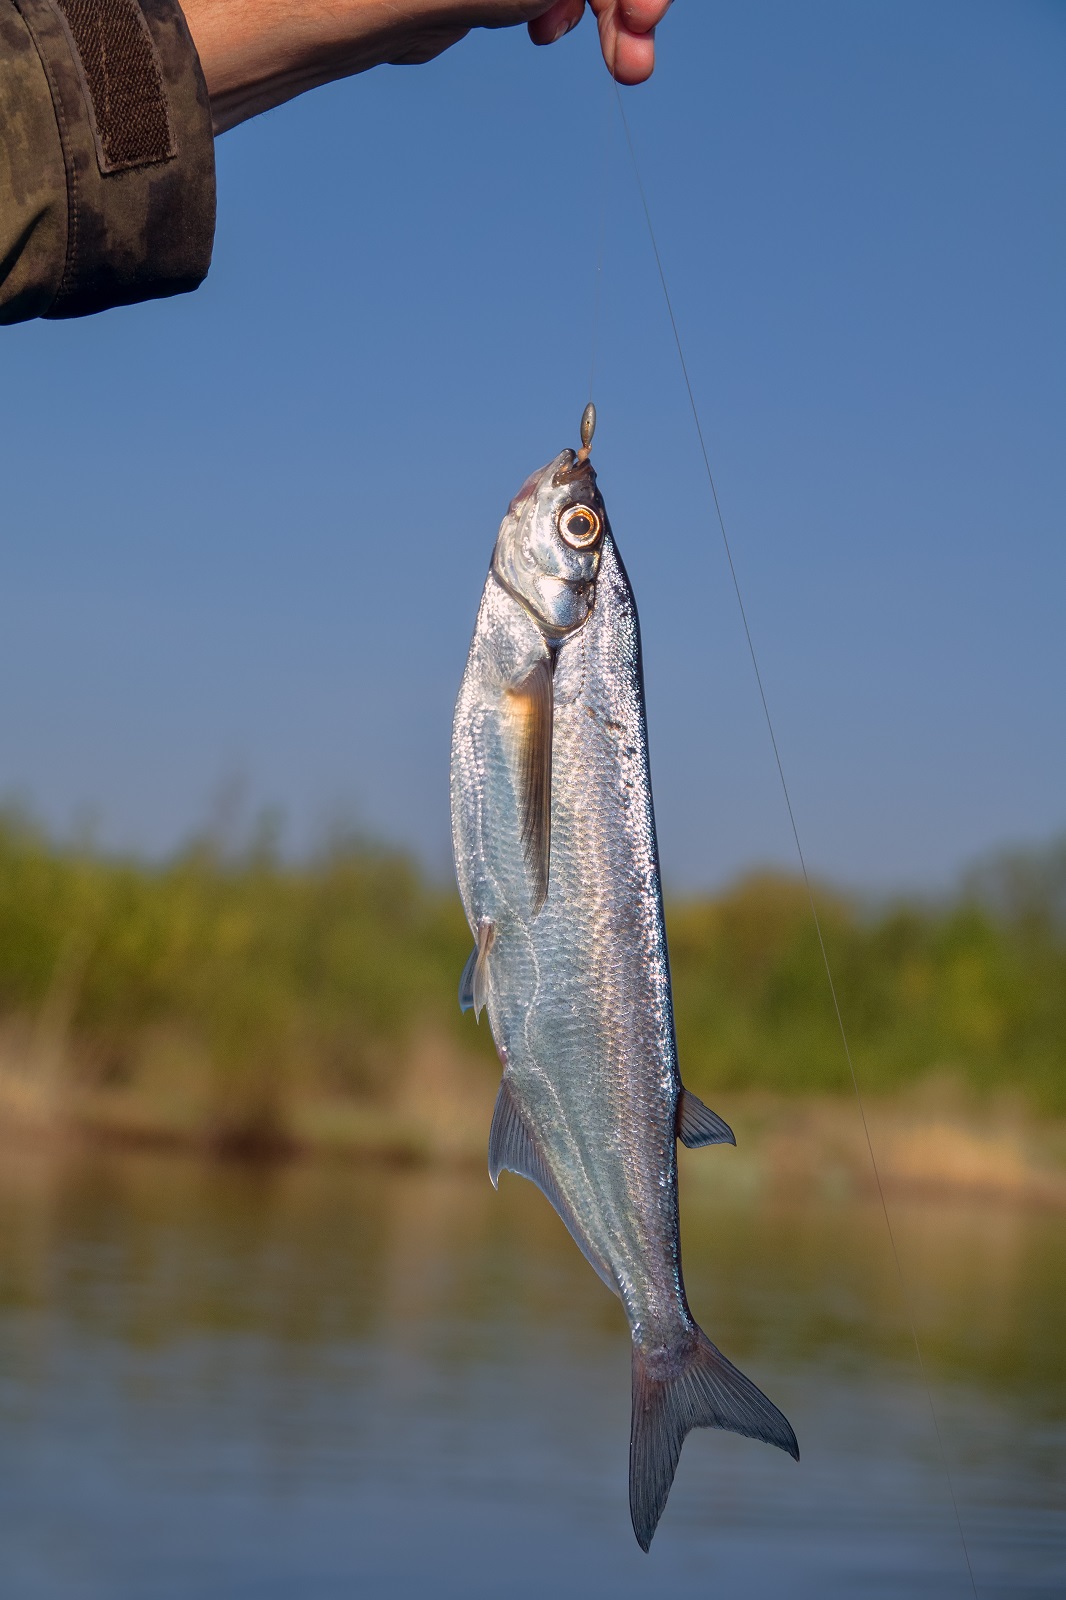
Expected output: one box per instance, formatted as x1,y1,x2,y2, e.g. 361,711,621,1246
551,16,579,43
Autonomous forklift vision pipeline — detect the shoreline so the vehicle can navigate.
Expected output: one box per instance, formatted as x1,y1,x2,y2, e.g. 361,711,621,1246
1,1036,1063,1208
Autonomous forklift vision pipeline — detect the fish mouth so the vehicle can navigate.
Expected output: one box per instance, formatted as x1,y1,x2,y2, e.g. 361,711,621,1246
552,449,596,489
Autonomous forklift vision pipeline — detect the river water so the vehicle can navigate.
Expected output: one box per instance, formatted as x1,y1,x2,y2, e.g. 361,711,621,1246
0,1144,1061,1598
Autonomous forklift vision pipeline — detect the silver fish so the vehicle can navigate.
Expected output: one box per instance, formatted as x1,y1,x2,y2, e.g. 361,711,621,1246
450,425,798,1550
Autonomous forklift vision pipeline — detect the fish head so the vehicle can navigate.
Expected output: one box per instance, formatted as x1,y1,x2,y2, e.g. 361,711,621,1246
492,450,606,637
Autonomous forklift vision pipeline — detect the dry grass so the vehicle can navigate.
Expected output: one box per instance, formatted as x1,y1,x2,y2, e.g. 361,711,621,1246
682,1084,1066,1207
2,1019,1063,1207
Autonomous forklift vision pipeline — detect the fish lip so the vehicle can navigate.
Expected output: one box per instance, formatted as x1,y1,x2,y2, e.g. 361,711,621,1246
552,450,596,489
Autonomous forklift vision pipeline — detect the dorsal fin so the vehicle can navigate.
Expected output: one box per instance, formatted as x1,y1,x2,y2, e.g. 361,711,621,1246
505,658,553,915
677,1089,736,1148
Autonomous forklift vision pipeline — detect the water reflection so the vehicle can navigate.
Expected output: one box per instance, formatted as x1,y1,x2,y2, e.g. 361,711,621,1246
0,1144,1062,1598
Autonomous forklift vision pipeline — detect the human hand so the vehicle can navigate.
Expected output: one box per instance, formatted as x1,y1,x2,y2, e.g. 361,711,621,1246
527,2,668,87
180,1,672,133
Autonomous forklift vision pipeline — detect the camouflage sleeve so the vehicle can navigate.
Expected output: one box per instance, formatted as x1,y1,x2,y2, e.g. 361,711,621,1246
0,0,215,323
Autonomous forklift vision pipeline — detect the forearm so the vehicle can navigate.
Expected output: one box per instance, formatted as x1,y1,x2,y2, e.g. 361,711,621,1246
179,1,467,134
179,0,665,136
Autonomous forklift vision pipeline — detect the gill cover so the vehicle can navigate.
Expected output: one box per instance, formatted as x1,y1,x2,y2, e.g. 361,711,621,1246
492,450,606,637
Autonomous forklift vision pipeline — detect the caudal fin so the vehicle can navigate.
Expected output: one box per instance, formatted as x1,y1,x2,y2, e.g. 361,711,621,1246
630,1332,798,1551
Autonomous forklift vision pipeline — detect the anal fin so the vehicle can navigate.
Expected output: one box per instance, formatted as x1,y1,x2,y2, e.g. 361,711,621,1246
677,1088,735,1148
488,1075,555,1194
488,1077,614,1291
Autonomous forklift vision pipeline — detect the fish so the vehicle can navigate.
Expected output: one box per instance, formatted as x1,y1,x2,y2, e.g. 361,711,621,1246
449,413,798,1550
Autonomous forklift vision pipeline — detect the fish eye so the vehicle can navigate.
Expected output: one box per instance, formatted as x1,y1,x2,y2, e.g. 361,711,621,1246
559,503,602,550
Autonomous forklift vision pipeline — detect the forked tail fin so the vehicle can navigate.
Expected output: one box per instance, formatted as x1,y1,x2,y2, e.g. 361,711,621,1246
630,1331,799,1551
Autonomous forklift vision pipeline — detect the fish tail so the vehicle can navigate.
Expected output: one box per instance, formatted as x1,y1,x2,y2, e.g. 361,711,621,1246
629,1330,799,1552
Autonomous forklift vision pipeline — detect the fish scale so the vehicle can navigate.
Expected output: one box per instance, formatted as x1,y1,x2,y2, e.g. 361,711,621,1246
450,438,798,1550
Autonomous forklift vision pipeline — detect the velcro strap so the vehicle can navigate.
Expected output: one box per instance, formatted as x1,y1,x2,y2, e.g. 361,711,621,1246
56,0,174,172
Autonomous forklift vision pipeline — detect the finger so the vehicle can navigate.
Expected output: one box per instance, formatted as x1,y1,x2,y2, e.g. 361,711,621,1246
602,24,655,84
591,0,668,84
617,0,670,29
527,0,585,48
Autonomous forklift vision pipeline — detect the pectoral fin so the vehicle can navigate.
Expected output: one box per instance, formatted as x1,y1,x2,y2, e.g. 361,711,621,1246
458,918,495,1021
505,659,553,915
677,1089,736,1148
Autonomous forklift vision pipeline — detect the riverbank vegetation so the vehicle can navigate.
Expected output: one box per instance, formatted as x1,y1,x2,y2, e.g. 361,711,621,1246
0,812,1061,1169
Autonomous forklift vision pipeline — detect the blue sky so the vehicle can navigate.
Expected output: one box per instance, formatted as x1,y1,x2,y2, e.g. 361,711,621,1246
1,0,1063,892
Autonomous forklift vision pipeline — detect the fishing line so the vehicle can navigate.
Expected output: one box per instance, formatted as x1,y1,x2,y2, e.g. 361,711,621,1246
611,84,980,1600
587,78,615,407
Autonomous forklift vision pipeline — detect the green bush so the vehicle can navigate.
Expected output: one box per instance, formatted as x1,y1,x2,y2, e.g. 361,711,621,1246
0,810,1062,1121
670,857,1066,1111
